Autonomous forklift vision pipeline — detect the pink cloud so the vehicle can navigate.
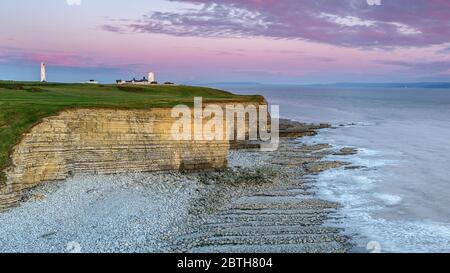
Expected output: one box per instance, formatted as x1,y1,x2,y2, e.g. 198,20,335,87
0,47,99,67
103,0,450,48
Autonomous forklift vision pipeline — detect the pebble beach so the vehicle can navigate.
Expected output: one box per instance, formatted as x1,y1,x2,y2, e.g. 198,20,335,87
0,129,356,253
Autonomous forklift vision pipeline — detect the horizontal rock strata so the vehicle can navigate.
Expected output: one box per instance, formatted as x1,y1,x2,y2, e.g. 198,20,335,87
162,139,351,253
1,102,265,210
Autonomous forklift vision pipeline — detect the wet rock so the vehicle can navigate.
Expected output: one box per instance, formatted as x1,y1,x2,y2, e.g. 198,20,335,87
304,161,348,173
279,119,331,138
333,147,358,156
345,166,364,170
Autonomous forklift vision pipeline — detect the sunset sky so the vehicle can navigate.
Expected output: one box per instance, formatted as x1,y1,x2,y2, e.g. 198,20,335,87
1,0,450,84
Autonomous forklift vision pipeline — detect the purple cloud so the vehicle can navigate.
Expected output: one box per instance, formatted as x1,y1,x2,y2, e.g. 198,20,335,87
378,60,450,73
0,47,98,67
0,47,146,73
437,46,450,54
214,50,244,56
102,0,450,48
309,57,336,63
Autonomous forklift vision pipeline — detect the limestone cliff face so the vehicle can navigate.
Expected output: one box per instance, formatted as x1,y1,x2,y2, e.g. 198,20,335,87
1,106,249,210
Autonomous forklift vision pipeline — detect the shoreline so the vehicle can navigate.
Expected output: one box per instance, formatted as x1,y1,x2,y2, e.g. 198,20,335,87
0,121,357,253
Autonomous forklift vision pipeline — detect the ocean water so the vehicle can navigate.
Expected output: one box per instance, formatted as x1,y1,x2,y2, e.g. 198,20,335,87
209,84,450,253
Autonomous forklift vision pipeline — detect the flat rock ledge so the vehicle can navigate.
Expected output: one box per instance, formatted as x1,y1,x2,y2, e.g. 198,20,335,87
163,138,352,253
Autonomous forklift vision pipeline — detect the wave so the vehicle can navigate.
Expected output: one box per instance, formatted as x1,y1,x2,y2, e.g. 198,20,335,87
302,128,450,253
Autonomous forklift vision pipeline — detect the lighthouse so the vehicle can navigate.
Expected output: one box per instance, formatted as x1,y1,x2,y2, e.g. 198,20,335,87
40,62,47,82
148,72,155,83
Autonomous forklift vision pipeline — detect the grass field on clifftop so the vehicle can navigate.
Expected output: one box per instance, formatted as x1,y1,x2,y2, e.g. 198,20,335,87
0,81,263,183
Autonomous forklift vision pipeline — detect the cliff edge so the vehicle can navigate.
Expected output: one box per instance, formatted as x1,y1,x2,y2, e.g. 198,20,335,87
0,82,266,210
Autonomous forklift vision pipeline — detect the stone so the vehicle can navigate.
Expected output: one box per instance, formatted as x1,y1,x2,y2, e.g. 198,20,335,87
333,147,358,156
304,161,348,173
0,102,265,210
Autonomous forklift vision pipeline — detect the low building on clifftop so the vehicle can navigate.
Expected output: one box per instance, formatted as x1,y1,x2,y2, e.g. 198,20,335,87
116,72,160,85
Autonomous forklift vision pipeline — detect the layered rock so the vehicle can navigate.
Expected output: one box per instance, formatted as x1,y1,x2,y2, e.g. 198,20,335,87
278,119,330,138
0,103,265,210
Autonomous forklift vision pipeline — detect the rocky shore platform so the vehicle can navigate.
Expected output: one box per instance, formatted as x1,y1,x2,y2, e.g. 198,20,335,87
0,120,356,253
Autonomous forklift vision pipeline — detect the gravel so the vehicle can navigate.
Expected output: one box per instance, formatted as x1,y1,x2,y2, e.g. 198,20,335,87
0,172,202,253
0,140,351,253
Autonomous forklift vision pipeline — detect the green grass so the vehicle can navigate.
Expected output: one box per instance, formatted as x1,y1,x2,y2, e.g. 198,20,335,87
0,81,264,184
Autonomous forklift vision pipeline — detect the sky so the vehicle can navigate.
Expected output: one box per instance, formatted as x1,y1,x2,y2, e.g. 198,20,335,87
0,0,450,84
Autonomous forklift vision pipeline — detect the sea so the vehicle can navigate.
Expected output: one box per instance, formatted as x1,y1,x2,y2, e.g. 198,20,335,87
208,84,450,253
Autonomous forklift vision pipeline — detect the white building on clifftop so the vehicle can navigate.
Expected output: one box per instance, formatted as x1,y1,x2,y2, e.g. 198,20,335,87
116,71,157,85
147,72,155,83
40,62,46,82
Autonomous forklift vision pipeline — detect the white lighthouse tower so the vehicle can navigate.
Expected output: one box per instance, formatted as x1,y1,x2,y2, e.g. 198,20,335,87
40,62,47,82
148,72,155,83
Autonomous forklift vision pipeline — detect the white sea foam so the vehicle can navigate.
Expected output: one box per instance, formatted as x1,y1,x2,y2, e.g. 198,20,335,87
373,193,402,206
309,132,450,252
316,165,450,252
224,85,450,252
